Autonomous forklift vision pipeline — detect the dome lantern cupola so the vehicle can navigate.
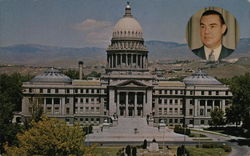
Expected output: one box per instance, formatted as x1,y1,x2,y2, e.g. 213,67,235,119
124,2,132,17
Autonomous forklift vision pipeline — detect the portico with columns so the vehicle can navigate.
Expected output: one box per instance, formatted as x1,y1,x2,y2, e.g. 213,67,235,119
108,80,153,117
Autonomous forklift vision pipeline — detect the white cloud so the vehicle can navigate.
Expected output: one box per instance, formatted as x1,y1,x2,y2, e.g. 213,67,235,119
72,19,113,47
72,19,113,32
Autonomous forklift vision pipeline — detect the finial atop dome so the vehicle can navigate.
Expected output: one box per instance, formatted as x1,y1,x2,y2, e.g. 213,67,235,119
124,1,132,17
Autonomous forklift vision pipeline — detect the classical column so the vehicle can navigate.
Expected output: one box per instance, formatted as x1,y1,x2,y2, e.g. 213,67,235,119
142,55,145,68
52,98,54,115
219,100,222,109
222,99,225,112
212,100,215,109
126,92,129,116
143,92,146,116
110,55,112,68
43,98,46,113
205,100,207,116
115,54,117,67
141,55,143,68
117,92,120,116
136,54,138,68
194,99,198,117
120,54,122,67
126,54,128,67
61,97,65,115
135,92,137,116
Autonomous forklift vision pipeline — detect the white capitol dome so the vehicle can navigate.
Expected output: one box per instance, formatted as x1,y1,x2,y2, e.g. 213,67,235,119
112,3,143,39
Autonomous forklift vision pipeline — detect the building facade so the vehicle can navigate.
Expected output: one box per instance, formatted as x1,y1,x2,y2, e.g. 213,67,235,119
21,3,232,126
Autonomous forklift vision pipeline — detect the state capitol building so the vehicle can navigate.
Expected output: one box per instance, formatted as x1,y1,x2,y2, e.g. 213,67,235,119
20,3,232,126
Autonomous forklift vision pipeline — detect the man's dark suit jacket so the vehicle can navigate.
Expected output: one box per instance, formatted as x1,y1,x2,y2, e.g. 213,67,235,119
192,45,234,61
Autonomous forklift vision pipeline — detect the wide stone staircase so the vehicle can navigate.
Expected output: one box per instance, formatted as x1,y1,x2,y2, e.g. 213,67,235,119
86,117,189,142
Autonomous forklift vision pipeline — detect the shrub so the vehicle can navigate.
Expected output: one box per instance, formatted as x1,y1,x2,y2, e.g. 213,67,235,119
142,139,147,149
132,147,137,156
222,145,232,152
177,145,189,156
125,145,131,156
174,125,191,136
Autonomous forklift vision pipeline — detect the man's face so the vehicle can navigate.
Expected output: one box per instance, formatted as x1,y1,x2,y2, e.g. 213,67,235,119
200,14,226,49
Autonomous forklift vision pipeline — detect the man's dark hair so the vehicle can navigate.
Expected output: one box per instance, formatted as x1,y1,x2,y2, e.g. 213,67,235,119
201,10,227,35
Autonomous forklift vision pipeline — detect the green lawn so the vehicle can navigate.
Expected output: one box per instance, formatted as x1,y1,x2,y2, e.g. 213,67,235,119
186,146,228,156
92,146,124,156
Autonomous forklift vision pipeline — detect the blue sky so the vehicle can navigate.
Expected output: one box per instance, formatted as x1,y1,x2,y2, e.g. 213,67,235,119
0,0,249,48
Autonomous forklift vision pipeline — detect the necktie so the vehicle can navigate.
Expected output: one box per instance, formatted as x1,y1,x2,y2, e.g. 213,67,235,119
208,50,215,62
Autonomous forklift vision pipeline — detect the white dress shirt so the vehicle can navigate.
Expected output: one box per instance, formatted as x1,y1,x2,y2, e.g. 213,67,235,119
204,45,222,61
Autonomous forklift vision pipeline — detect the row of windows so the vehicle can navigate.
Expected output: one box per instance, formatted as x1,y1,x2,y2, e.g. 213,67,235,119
157,98,183,105
28,88,106,94
158,108,183,115
187,90,229,96
158,118,208,125
65,118,100,123
154,90,183,95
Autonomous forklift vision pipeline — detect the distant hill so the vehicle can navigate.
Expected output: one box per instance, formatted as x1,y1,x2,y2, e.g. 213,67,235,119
0,38,250,66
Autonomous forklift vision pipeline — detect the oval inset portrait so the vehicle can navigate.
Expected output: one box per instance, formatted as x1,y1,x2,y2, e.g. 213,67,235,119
186,7,240,62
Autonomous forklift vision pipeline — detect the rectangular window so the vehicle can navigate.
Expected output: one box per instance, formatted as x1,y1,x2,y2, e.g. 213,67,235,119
189,109,193,115
66,108,70,114
40,88,43,93
66,89,70,93
55,89,59,93
158,98,162,104
175,119,178,123
46,98,52,104
164,108,167,114
169,108,173,114
81,89,83,93
65,98,70,104
174,108,178,114
175,90,178,94
201,91,204,95
86,89,89,93
216,91,219,95
190,99,193,105
201,120,205,124
54,98,60,104
200,109,204,116
47,89,51,93
209,91,212,95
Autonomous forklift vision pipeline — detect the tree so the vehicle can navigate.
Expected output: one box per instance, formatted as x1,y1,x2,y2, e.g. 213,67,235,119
125,145,131,156
0,73,28,153
225,105,241,126
209,107,225,128
142,139,147,149
132,147,137,156
4,115,87,156
222,73,250,136
63,69,79,79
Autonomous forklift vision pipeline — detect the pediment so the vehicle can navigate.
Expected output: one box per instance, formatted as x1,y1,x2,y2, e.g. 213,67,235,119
116,80,148,87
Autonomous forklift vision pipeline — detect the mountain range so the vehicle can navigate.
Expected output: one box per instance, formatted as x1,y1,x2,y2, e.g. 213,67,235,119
0,38,250,67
